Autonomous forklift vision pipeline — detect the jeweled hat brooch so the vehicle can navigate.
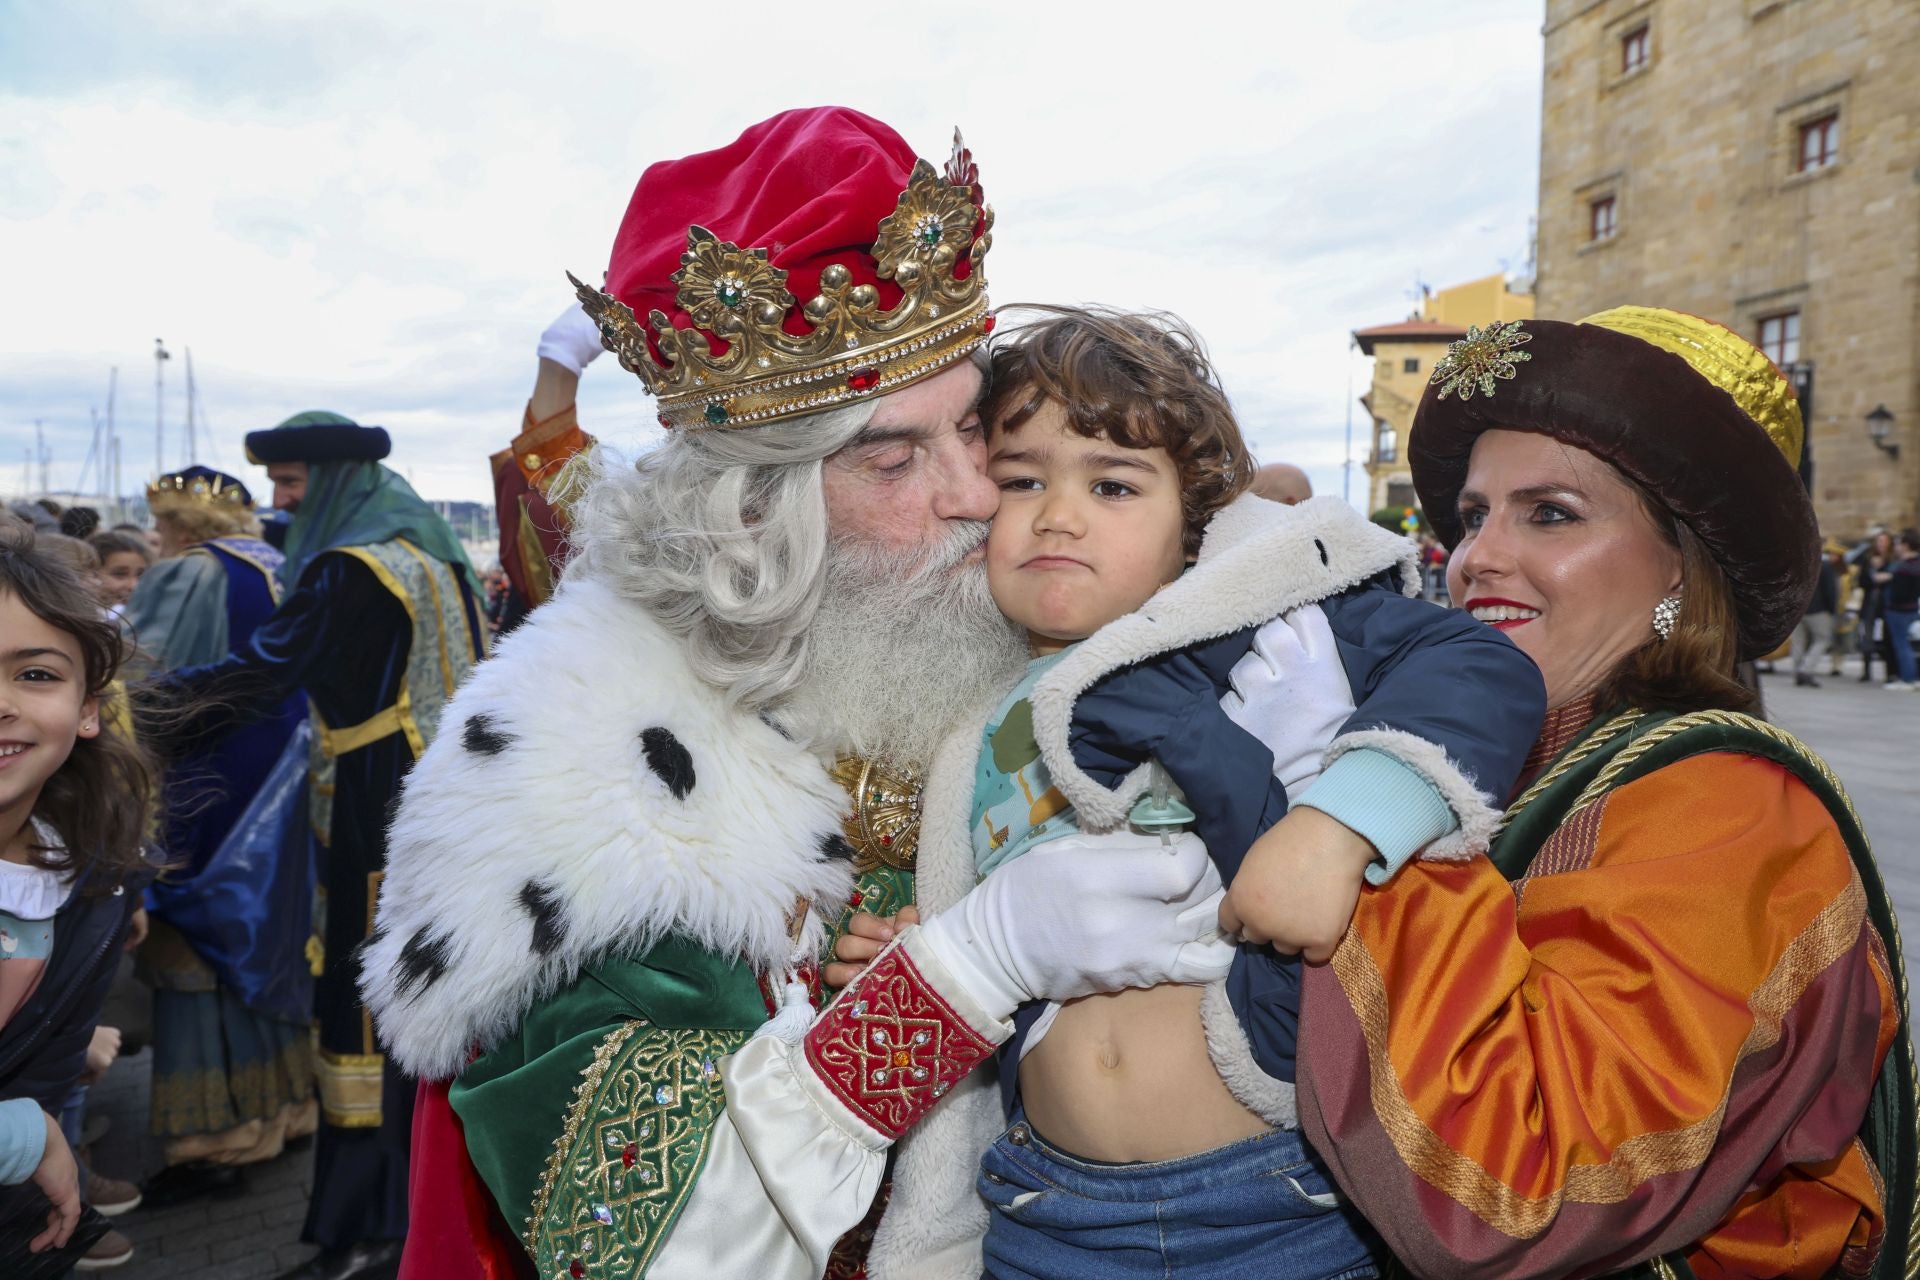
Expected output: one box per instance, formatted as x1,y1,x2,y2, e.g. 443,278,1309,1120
571,107,995,432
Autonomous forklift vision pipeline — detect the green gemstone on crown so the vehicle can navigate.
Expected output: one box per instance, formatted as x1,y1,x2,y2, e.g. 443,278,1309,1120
704,402,730,426
716,277,744,308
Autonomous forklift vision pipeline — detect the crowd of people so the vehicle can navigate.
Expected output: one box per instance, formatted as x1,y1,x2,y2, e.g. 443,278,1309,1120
1,104,1914,1280
1778,528,1920,691
1,418,479,1276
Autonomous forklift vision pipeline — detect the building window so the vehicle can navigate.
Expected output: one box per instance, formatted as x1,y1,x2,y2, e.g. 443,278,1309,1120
1375,420,1398,464
1797,113,1838,171
1402,357,1420,374
1758,311,1800,366
1621,25,1650,73
1590,196,1617,242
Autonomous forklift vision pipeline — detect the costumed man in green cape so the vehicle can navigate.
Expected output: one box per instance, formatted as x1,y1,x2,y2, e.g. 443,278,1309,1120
140,412,484,1280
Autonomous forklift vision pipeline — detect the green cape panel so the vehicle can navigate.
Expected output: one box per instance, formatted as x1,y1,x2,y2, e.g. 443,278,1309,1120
450,936,769,1242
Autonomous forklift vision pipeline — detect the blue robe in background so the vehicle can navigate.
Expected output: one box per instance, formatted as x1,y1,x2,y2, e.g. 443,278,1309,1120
125,535,316,1164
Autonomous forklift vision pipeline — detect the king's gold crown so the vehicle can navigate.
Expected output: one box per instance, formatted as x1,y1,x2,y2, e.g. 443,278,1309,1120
571,131,994,432
146,471,250,511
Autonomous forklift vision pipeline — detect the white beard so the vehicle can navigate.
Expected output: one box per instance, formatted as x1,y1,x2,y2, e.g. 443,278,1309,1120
781,520,1028,769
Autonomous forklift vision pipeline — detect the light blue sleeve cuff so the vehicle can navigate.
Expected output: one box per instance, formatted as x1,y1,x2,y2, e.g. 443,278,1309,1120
1296,747,1458,886
0,1096,48,1186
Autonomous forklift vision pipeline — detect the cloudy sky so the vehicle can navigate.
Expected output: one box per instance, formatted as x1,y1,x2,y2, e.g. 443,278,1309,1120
1,1,1543,511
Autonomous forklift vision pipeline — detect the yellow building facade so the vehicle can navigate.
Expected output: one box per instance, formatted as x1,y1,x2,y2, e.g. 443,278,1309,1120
1354,274,1534,514
1537,0,1920,535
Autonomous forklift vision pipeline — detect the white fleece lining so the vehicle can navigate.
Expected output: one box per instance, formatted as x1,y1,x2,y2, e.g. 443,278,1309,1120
1030,494,1419,833
1200,979,1298,1129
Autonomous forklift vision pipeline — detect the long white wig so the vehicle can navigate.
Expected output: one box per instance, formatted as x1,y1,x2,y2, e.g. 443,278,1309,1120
565,399,878,711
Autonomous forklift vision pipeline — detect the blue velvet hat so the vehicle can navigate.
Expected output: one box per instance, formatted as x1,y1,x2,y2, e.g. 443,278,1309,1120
244,410,391,465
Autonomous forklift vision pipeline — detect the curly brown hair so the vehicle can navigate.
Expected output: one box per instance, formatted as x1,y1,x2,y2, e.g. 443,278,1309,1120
982,305,1257,557
0,518,155,890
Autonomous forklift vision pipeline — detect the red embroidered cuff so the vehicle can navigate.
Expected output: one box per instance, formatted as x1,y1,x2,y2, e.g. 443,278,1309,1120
802,941,995,1140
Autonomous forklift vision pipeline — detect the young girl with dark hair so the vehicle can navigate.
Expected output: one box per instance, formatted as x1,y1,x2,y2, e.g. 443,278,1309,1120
0,518,154,1265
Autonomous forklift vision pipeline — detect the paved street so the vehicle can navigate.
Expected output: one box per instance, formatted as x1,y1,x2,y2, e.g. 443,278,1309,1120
72,659,1920,1275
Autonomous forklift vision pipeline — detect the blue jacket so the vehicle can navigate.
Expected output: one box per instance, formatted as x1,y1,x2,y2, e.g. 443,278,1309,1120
1001,495,1545,1113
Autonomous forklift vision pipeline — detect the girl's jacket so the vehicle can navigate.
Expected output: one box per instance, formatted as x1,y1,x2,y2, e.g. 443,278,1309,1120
0,862,141,1226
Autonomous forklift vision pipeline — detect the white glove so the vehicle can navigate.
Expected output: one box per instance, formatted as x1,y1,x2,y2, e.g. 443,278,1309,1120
536,302,607,375
913,830,1234,1023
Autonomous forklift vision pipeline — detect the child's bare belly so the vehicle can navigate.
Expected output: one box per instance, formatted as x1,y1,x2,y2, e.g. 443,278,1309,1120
1018,982,1270,1162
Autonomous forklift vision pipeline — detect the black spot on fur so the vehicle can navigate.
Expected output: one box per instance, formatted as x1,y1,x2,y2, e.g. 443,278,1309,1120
519,880,566,955
820,833,856,863
759,711,794,742
395,928,452,1001
641,727,695,800
1314,539,1329,567
462,714,512,756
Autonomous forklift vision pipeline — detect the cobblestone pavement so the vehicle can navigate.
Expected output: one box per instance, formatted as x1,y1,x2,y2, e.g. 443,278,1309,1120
71,654,1920,1275
84,1042,318,1278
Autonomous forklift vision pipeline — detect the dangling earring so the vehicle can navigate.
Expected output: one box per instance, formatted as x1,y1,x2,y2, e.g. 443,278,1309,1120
1652,595,1682,641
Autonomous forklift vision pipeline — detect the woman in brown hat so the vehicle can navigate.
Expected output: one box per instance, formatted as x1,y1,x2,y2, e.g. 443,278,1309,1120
1294,307,1915,1278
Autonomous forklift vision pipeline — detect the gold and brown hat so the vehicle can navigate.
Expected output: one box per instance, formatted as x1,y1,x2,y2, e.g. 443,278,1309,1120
1410,306,1818,658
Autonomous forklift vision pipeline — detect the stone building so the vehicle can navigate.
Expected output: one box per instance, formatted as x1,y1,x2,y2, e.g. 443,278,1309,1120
1536,0,1920,535
1354,274,1534,514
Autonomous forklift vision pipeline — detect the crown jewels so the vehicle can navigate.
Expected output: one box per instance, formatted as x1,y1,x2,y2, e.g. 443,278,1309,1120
572,132,994,432
146,471,250,511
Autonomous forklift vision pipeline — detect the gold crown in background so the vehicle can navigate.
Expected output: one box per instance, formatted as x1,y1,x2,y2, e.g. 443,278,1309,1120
571,133,994,432
146,471,250,511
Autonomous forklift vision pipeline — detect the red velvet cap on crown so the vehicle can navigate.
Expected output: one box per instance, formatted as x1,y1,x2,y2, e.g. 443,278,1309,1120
575,106,995,431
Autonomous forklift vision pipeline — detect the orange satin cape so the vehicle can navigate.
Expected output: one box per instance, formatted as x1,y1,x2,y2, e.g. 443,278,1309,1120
1298,709,1912,1280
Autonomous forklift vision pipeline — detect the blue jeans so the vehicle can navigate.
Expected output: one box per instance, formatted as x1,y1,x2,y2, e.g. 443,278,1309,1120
979,1110,1380,1280
1887,609,1918,684
59,1083,89,1205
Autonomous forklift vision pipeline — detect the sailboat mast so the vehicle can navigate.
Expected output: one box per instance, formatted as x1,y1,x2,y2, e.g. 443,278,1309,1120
153,339,169,480
106,367,120,520
184,348,197,466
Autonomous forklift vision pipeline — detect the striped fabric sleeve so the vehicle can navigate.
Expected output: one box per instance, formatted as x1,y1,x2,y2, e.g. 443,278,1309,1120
1296,752,1896,1280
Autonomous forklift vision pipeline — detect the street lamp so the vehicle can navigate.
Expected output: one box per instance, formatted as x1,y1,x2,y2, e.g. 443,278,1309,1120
1866,404,1899,459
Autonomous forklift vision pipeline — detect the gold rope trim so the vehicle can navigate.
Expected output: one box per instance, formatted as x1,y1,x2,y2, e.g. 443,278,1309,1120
1563,710,1861,829
525,1020,642,1247
1494,709,1648,838
1335,858,1869,1239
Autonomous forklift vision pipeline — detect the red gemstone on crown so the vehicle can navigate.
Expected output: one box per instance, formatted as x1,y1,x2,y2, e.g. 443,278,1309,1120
982,313,997,334
846,367,880,392
879,834,893,846
657,414,672,428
